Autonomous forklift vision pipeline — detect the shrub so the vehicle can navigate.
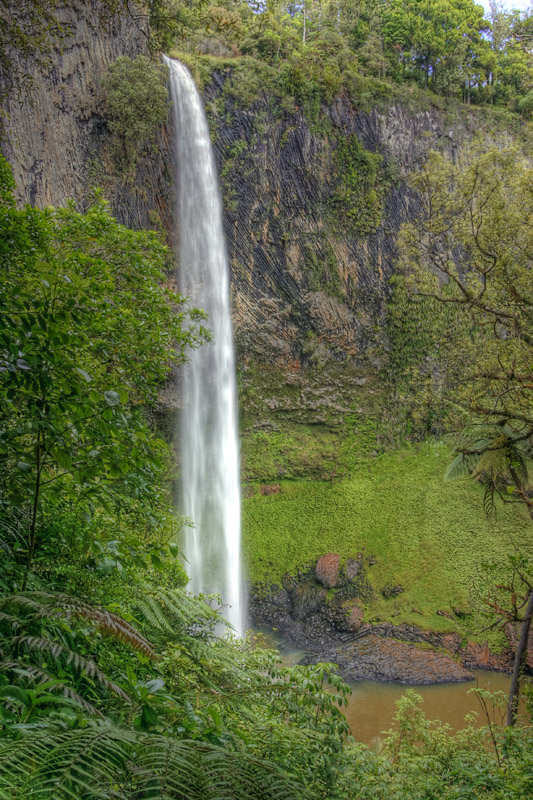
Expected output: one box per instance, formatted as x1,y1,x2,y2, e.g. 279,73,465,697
102,55,169,178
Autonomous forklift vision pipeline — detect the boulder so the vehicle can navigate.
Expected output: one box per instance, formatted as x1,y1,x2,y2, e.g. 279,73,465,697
342,600,364,632
270,587,291,612
292,583,326,620
260,483,280,495
316,553,340,588
344,558,361,581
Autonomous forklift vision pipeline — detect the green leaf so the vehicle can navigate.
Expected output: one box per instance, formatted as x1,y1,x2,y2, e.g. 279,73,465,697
104,390,120,407
76,367,92,383
150,553,164,571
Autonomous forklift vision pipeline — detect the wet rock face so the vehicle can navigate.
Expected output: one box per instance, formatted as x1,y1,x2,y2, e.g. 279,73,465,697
316,553,341,588
292,583,327,620
3,23,480,390
204,76,474,370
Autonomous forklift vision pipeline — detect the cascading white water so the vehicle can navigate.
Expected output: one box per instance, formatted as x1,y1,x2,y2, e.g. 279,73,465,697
164,56,245,636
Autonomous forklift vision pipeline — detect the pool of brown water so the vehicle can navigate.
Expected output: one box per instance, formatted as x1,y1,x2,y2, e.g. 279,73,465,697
342,670,510,745
251,627,513,745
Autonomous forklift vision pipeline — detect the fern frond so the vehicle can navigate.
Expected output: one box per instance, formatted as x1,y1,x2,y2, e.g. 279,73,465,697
0,661,102,717
134,585,220,642
444,453,476,481
483,480,497,519
13,636,132,703
0,611,22,628
0,725,309,800
1,592,158,659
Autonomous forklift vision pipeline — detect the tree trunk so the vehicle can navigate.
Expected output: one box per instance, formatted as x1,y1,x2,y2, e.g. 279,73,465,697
505,589,533,726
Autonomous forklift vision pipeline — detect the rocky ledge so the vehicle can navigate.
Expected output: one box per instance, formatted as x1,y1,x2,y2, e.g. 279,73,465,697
250,553,514,685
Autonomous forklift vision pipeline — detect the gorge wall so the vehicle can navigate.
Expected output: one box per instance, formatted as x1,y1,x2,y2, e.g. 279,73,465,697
0,1,173,234
0,3,516,475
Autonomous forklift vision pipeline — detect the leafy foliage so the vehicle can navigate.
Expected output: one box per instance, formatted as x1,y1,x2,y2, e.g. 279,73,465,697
166,0,533,113
0,725,310,800
0,154,204,590
102,55,170,177
397,145,533,517
331,134,384,236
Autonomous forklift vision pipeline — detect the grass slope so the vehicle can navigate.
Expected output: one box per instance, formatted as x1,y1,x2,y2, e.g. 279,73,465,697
242,442,531,639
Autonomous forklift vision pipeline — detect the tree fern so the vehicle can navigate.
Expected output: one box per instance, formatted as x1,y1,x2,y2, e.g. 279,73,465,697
445,423,531,515
0,591,160,718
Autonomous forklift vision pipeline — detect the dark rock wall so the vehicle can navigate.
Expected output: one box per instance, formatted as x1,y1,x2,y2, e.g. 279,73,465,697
1,11,481,378
204,76,469,370
0,1,173,235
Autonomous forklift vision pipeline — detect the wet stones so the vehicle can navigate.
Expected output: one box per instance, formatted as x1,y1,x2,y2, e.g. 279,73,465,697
341,600,365,632
381,583,404,599
292,583,326,620
320,636,475,684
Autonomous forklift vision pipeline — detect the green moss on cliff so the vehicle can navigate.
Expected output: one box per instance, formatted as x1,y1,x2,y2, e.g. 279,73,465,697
242,443,531,640
330,134,384,237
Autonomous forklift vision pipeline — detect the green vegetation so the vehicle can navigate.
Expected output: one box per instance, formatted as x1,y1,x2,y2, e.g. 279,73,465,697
344,689,533,799
2,1,533,794
0,154,205,588
394,142,533,723
102,55,169,178
164,0,533,115
243,444,530,638
0,154,354,798
331,134,384,236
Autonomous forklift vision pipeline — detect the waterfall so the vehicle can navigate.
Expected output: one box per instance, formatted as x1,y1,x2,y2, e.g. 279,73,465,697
164,56,245,636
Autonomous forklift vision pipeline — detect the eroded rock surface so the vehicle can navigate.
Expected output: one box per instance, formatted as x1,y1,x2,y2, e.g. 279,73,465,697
320,636,473,684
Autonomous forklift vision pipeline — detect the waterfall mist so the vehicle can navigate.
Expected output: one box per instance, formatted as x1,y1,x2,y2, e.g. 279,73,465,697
164,56,245,636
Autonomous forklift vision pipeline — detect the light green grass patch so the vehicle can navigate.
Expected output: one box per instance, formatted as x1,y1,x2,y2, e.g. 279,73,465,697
243,442,531,641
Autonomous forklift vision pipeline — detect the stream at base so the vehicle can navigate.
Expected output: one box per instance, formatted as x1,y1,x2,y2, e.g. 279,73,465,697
252,628,514,746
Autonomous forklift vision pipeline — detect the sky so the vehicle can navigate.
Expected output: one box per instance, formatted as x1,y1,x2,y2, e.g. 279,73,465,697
479,0,531,11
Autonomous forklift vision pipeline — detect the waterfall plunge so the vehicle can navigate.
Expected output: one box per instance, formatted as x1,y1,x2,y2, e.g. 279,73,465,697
165,56,245,636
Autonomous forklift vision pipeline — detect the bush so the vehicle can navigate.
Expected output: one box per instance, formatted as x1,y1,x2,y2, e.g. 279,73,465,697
102,55,169,178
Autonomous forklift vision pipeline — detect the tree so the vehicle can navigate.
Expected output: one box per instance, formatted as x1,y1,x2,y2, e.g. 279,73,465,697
0,155,204,590
397,144,533,724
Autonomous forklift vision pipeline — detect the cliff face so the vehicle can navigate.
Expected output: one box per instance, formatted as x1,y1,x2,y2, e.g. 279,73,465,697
1,19,503,470
1,1,173,234
204,76,470,372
